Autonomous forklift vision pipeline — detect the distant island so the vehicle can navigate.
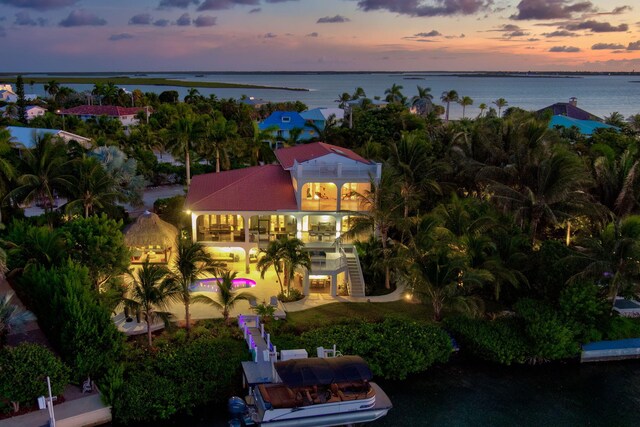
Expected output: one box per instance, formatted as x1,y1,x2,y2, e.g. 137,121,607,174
0,75,308,91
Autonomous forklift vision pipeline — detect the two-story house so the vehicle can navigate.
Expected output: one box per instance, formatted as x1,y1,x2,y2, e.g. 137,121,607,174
259,111,317,143
184,142,381,297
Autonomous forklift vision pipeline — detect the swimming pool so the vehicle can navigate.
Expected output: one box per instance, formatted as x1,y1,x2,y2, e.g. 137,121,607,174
189,278,256,293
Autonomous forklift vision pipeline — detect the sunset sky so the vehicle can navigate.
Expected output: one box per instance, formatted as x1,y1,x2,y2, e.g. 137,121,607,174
1,0,639,72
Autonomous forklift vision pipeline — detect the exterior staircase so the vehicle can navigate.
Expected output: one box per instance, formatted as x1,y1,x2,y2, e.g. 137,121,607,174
345,251,366,297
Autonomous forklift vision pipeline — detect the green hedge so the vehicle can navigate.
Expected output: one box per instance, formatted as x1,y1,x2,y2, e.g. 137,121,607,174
445,316,528,365
16,262,124,382
279,318,452,380
0,343,69,413
111,336,248,425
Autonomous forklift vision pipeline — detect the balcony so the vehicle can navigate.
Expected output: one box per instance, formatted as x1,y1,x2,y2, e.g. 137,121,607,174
294,162,380,181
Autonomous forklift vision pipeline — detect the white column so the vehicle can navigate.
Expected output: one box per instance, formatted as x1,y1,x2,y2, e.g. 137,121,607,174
303,271,310,296
191,213,197,242
330,273,337,297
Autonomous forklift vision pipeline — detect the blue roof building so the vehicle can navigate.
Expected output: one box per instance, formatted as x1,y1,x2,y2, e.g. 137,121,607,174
549,115,619,136
258,111,316,142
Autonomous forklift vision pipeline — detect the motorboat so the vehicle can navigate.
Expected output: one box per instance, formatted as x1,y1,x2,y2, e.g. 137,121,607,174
231,355,392,427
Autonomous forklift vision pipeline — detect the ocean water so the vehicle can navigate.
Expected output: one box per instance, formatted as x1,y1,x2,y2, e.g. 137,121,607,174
23,72,640,120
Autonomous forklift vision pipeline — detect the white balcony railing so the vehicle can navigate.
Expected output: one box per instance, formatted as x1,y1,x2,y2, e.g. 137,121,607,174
295,162,380,180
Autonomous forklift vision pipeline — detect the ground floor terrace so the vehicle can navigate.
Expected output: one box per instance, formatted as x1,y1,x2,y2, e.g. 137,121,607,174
113,260,404,335
191,212,368,247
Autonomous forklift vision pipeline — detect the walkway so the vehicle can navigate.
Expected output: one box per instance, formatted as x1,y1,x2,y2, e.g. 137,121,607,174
282,283,406,312
0,391,111,427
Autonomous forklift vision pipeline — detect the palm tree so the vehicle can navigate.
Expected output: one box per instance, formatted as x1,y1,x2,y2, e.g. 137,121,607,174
90,146,146,207
66,157,119,218
335,92,351,109
478,103,487,118
8,134,72,222
166,238,225,334
384,83,405,104
0,129,17,219
257,239,285,295
493,98,508,117
605,112,625,127
124,261,180,347
192,271,254,325
278,237,311,295
102,82,119,105
402,217,488,321
458,96,473,119
0,293,34,348
441,90,459,123
591,148,640,217
247,122,277,166
92,83,105,105
167,114,197,186
44,80,60,101
196,113,238,173
351,87,366,100
411,86,434,116
184,88,203,104
569,216,640,310
342,170,401,289
488,148,593,243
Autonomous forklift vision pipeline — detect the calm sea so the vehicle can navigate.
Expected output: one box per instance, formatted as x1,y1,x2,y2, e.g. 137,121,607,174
24,72,640,120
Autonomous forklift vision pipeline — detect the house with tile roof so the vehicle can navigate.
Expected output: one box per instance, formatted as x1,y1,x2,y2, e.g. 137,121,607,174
549,115,619,136
259,111,317,142
538,98,618,135
57,105,149,128
185,142,382,297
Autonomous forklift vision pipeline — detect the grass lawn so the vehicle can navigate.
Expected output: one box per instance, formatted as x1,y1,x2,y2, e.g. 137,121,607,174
284,301,435,331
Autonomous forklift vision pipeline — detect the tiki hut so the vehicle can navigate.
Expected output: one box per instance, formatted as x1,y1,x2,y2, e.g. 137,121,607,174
124,211,179,264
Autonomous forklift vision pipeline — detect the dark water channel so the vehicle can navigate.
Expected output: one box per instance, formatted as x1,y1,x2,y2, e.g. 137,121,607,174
147,360,640,427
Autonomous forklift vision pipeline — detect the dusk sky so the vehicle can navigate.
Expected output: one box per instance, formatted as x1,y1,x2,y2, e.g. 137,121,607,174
1,0,639,72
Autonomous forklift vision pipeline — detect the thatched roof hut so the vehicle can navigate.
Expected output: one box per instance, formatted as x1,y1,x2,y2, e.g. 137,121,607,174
124,211,178,250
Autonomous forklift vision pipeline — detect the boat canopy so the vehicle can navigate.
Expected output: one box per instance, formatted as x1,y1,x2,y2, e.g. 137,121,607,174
274,356,373,388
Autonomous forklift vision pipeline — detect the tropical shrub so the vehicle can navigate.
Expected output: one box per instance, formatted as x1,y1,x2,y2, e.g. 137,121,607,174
62,214,130,291
277,288,303,302
16,262,124,381
558,281,608,343
296,318,452,380
445,316,528,365
0,343,69,413
111,336,247,425
605,317,640,340
515,299,581,362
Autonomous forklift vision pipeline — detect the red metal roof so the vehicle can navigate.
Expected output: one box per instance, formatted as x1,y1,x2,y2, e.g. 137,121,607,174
275,142,371,169
58,105,144,117
185,165,298,212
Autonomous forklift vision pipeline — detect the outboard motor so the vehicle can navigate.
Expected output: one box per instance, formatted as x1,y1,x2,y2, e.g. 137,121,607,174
228,396,247,426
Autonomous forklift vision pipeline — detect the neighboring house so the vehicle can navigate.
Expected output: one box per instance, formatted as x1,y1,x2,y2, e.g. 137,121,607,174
345,98,388,109
57,105,149,128
549,115,619,136
259,111,317,142
0,84,13,92
300,108,344,130
538,98,617,135
1,105,46,121
240,96,270,108
25,106,47,121
537,97,602,121
0,90,17,103
6,126,92,149
185,142,382,297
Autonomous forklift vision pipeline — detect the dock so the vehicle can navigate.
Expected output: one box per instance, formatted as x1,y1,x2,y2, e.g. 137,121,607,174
238,315,278,386
581,338,640,362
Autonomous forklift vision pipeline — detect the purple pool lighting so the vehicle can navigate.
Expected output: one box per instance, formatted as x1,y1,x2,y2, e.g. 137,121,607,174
189,278,257,293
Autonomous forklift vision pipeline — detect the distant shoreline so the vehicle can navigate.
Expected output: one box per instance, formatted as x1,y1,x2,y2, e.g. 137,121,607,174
0,76,308,92
1,71,638,77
